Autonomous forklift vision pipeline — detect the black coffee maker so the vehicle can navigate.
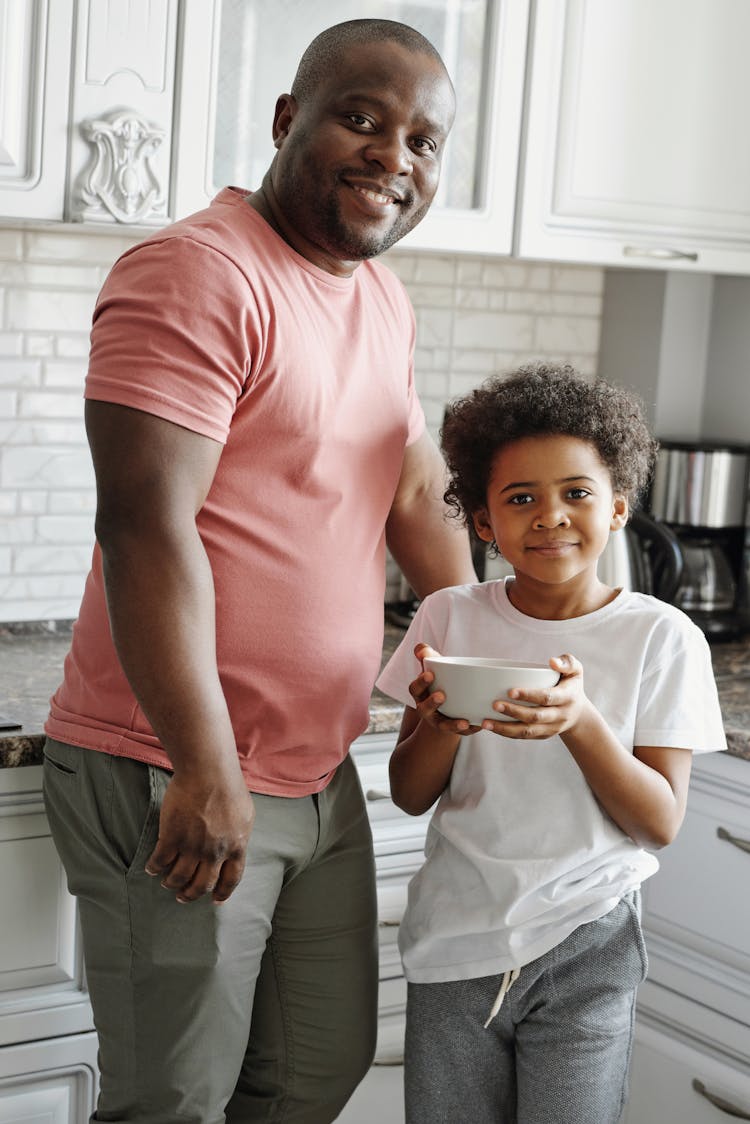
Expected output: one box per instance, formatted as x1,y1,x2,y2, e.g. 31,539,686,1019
646,441,750,641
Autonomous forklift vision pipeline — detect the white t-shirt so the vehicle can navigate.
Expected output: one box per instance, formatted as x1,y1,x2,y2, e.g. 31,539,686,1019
376,579,726,983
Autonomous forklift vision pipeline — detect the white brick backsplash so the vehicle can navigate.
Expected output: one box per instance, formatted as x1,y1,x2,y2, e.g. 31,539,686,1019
0,391,17,416
36,515,95,543
48,490,96,513
0,261,101,287
0,231,604,622
0,516,35,544
0,332,23,354
43,362,87,388
56,335,91,358
453,310,535,351
0,359,42,386
24,228,139,264
25,335,56,356
1,447,93,488
534,315,601,355
18,391,86,418
12,545,94,574
7,289,98,333
19,491,49,514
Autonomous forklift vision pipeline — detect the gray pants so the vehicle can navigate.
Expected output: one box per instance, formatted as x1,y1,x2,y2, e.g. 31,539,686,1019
42,738,379,1124
405,893,647,1124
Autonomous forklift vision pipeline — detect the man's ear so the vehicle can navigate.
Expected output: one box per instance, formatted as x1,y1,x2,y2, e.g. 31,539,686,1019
472,508,495,544
611,494,629,531
272,94,298,149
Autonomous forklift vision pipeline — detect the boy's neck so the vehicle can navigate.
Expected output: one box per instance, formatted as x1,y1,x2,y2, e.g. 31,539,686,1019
506,576,620,620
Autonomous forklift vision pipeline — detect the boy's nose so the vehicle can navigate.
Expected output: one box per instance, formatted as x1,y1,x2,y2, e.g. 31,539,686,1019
533,507,571,529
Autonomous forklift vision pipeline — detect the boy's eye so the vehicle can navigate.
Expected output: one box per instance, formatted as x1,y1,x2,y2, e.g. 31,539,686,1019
509,494,533,505
568,487,591,499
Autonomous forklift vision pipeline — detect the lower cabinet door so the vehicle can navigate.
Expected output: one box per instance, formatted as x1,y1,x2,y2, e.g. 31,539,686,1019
0,1032,99,1122
337,1062,405,1124
624,1023,750,1124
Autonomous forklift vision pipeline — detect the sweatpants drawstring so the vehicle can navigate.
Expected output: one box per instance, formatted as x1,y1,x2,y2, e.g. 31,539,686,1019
483,967,521,1028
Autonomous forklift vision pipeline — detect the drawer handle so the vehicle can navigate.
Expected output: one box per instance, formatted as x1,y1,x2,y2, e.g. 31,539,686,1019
622,245,699,262
366,788,391,802
717,826,750,855
692,1078,750,1119
373,1057,404,1068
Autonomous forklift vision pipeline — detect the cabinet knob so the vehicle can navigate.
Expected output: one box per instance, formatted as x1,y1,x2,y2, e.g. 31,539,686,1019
366,788,392,802
717,826,750,855
692,1078,750,1119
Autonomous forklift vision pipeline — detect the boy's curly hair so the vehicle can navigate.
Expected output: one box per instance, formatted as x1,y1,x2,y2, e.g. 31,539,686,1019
440,363,658,525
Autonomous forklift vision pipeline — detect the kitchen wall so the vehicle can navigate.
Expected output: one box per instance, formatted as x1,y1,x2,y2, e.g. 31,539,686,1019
0,224,604,622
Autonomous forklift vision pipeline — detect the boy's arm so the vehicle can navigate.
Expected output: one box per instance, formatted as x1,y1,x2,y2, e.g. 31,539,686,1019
486,653,693,850
562,714,693,850
388,643,478,816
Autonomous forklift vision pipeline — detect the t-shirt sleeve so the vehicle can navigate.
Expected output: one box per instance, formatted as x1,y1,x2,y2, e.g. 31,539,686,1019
85,236,261,444
635,617,727,753
376,594,449,708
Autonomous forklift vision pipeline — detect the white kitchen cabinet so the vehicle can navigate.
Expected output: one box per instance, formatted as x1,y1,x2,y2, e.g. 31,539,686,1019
624,1022,750,1124
0,0,178,227
171,0,529,256
627,751,750,1120
342,731,433,1122
0,765,96,1115
0,1031,98,1123
517,0,750,274
0,0,74,221
0,766,93,1048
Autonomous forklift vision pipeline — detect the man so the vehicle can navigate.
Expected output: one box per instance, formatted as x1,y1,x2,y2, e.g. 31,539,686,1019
43,19,475,1123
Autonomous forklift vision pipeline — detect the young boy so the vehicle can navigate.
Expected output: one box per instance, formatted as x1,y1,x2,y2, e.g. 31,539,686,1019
376,363,726,1124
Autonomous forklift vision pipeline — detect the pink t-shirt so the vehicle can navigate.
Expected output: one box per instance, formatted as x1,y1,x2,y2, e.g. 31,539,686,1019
46,188,425,796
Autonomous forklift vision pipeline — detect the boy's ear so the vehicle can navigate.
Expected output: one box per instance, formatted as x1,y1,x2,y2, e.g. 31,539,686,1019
611,494,629,531
472,508,495,543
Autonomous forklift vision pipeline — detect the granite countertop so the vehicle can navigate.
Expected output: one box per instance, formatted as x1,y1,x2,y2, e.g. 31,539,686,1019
2,620,749,767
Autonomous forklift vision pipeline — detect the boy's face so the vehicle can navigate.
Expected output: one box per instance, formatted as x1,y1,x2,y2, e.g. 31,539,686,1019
473,434,628,607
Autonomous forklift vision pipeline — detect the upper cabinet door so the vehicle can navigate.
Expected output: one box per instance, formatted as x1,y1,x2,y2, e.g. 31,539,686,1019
0,0,74,221
516,0,750,273
172,0,529,256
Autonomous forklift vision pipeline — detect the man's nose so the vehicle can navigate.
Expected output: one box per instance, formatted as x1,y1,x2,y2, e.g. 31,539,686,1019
364,133,413,174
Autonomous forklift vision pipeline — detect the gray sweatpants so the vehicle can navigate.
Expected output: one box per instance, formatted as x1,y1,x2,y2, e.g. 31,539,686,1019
404,893,647,1124
42,737,379,1124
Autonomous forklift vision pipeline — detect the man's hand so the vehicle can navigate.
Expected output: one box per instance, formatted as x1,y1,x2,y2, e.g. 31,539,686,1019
145,766,255,904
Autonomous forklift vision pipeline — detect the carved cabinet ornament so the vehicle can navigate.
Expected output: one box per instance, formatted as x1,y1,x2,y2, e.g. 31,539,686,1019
75,108,167,224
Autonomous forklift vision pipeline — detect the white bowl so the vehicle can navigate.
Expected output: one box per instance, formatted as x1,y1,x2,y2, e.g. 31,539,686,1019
423,656,560,724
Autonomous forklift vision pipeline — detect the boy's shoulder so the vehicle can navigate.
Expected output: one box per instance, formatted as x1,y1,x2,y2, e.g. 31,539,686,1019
612,589,708,649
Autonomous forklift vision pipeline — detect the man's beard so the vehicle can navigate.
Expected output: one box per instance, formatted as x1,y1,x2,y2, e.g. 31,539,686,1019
282,166,426,261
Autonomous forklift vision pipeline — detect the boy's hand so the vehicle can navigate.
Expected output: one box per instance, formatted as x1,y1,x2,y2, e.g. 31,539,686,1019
409,643,482,737
480,653,591,740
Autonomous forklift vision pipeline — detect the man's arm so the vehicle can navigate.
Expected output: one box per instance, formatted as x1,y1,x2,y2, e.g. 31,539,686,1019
85,400,254,904
386,429,476,598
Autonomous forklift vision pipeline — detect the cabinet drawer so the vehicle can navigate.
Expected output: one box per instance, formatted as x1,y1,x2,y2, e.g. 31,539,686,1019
0,1031,98,1122
642,757,750,1024
0,776,92,1045
624,1022,750,1124
644,788,750,969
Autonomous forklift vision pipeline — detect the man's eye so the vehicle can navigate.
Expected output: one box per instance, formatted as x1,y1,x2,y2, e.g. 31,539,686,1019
347,113,375,130
412,136,437,153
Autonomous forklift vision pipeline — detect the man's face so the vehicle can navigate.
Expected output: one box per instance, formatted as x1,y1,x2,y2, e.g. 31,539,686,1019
269,40,455,274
